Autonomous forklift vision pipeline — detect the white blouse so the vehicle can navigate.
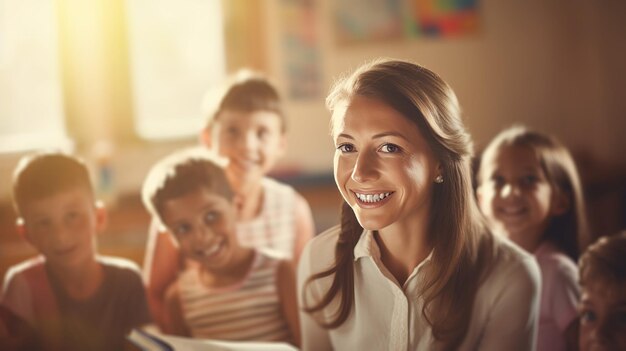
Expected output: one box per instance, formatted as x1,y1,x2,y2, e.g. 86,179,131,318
298,226,541,351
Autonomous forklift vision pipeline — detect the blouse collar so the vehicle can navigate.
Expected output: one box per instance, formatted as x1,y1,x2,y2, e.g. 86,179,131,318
353,229,434,270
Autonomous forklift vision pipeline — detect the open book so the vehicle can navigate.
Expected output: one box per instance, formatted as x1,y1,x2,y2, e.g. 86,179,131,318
127,327,299,351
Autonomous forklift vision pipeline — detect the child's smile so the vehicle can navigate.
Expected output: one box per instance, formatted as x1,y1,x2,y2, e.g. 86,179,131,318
213,110,286,191
478,144,555,241
161,188,240,271
192,238,225,261
21,187,101,270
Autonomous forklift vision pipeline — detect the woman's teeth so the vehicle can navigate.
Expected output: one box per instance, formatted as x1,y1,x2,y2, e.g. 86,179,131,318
355,192,392,203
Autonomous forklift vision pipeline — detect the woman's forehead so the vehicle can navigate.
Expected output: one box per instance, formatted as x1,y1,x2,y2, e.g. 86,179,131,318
331,96,419,138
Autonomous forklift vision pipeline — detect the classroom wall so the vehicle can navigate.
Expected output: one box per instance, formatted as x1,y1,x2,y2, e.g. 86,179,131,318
274,0,626,175
0,0,624,201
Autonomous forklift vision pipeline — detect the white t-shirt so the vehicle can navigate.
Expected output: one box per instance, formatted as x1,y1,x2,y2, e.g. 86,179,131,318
298,226,542,351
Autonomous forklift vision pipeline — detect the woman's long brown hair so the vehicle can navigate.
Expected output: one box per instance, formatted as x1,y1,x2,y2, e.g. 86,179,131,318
303,59,495,348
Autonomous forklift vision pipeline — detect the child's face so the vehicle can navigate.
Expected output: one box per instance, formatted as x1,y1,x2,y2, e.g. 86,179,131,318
578,281,626,351
206,110,285,192
20,187,103,270
331,96,440,231
477,144,556,241
161,187,239,271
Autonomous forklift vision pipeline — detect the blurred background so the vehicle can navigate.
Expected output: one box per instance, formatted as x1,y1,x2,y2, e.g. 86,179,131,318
1,0,625,280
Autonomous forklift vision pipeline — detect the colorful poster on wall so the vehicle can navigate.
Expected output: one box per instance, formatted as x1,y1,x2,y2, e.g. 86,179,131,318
280,0,322,100
334,0,479,45
334,0,406,45
407,0,479,37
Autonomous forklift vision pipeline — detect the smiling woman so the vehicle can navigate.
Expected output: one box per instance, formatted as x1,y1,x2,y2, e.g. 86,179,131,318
298,59,542,351
332,95,439,235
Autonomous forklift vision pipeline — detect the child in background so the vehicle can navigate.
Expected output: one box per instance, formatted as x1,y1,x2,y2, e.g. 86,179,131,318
299,59,541,350
143,70,315,328
142,149,300,346
476,126,589,351
578,231,626,351
0,152,151,351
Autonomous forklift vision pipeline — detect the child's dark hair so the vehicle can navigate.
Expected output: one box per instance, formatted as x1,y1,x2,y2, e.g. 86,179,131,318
142,149,234,226
204,70,286,131
477,125,590,261
579,231,626,287
12,151,93,216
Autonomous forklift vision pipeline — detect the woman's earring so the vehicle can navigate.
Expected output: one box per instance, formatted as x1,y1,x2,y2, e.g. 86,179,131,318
434,175,444,184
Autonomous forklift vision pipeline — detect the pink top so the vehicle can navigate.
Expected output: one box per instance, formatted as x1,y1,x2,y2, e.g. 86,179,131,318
534,241,580,351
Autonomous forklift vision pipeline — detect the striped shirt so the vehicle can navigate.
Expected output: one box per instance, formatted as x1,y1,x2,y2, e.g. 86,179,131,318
236,178,297,259
178,250,291,343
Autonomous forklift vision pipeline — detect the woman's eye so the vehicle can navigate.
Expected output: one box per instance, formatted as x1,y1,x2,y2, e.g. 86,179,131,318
337,143,354,153
380,143,400,153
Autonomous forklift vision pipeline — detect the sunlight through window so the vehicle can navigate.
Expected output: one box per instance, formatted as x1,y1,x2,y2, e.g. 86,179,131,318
0,0,71,153
126,0,227,140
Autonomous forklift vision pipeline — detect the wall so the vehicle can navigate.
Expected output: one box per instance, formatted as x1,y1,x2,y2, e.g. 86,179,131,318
1,1,625,200
272,0,626,175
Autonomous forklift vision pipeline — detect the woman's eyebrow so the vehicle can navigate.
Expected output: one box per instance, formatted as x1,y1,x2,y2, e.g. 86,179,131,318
336,133,354,140
372,131,410,141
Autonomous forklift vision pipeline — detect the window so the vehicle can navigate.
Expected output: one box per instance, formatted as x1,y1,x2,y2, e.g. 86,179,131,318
0,0,70,153
125,0,227,140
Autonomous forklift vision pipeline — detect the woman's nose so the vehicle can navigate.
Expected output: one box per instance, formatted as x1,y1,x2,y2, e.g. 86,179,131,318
351,150,380,183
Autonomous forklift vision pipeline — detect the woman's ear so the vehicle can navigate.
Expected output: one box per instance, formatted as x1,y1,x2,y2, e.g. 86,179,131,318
550,191,570,216
95,201,108,233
